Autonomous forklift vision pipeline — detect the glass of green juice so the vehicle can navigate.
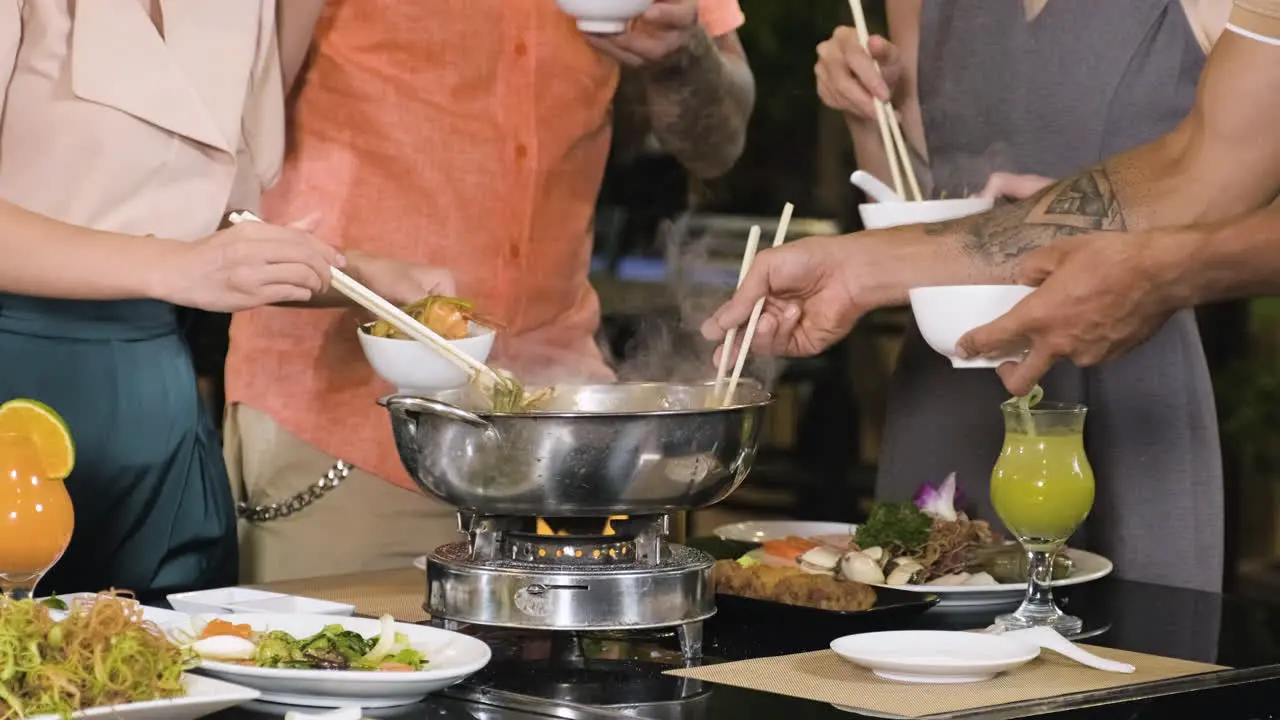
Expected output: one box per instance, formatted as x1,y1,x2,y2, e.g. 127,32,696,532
990,400,1094,636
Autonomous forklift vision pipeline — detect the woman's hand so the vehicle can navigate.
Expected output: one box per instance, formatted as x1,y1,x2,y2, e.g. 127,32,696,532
150,222,344,312
345,250,456,305
976,172,1056,201
815,27,905,122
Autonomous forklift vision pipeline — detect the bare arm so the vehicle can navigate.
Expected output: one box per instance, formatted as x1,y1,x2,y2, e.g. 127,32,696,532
847,0,928,191
1166,206,1280,305
641,30,755,179
881,30,1280,292
277,0,327,92
0,200,169,300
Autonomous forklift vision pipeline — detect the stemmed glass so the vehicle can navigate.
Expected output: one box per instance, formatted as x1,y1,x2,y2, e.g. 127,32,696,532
0,432,74,600
990,401,1094,636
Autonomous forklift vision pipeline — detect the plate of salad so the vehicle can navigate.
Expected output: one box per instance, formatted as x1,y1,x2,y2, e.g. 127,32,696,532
733,474,1113,610
180,613,491,708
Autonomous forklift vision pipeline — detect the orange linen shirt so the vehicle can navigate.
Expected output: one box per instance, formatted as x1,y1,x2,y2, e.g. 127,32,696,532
225,0,746,491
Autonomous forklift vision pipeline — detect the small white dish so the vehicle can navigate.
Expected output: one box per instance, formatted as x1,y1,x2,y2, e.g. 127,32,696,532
413,556,427,571
712,520,856,544
168,588,354,617
169,588,286,615
230,596,356,617
908,285,1035,368
190,613,492,708
358,322,494,394
858,197,993,230
555,0,653,33
30,673,260,720
831,630,1039,683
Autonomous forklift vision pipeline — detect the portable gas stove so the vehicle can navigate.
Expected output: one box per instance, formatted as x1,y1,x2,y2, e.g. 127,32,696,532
427,512,713,657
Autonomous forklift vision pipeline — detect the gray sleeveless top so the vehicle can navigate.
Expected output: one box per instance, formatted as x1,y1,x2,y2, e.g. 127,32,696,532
878,0,1225,618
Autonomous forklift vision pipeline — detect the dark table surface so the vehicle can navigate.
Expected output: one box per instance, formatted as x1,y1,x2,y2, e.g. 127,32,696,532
209,575,1280,720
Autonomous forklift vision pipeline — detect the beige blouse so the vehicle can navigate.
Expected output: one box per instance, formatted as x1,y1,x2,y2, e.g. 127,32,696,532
0,0,285,242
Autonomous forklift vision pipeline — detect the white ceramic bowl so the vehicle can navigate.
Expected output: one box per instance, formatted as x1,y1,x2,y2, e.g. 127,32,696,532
556,0,653,33
908,285,1035,368
357,322,495,394
858,197,994,230
831,630,1040,684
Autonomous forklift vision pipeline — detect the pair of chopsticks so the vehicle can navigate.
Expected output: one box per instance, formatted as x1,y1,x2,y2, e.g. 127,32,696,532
712,202,794,407
847,0,922,202
226,211,507,391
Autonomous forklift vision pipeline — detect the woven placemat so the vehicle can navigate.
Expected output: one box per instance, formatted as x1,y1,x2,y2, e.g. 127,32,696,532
667,647,1225,718
257,568,429,623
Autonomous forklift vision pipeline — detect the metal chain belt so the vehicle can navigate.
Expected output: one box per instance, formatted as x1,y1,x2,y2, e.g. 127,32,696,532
237,460,352,522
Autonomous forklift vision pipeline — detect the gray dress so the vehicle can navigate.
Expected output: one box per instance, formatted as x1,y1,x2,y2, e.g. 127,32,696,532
876,0,1224,593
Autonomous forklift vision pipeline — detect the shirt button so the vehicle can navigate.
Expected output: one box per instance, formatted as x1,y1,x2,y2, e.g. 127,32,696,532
514,40,528,58
515,143,529,161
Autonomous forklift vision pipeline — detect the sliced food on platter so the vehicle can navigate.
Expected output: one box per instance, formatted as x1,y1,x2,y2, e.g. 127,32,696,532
0,591,258,720
180,613,491,708
722,474,1112,605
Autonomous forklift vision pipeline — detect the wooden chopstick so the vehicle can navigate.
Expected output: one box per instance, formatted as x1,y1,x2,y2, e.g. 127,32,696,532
722,202,794,407
225,211,503,387
847,0,922,202
712,225,762,406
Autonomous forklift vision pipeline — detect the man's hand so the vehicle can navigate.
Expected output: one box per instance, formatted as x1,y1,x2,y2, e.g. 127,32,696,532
955,231,1188,396
700,233,907,359
345,250,456,306
584,0,701,68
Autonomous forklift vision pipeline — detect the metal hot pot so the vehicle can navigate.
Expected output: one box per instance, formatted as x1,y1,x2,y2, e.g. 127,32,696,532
379,382,771,517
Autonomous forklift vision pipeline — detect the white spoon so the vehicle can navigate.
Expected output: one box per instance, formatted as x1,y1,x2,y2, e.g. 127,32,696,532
850,170,905,203
987,626,1136,674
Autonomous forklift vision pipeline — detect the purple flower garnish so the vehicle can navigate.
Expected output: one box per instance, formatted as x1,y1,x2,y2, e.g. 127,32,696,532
913,472,962,522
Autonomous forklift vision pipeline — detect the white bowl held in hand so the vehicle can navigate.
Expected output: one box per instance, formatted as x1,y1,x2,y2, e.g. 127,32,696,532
908,285,1035,368
358,322,495,393
556,0,654,33
858,197,994,230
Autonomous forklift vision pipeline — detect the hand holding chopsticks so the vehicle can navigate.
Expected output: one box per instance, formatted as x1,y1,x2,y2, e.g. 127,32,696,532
846,0,920,202
226,211,508,393
712,202,794,407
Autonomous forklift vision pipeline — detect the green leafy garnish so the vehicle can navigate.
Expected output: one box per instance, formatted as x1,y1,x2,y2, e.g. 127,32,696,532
855,501,934,557
249,619,426,671
38,596,67,611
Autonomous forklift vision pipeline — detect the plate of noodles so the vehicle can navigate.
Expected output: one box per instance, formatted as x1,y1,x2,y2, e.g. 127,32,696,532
0,591,259,720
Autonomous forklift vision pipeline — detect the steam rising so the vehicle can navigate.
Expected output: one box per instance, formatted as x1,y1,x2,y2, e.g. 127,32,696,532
600,214,786,392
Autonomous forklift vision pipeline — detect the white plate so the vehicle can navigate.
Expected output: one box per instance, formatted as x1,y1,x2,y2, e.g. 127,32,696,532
831,630,1039,683
712,520,857,544
727,524,1113,609
878,548,1114,609
189,613,491,708
30,673,260,720
168,588,356,617
43,593,193,628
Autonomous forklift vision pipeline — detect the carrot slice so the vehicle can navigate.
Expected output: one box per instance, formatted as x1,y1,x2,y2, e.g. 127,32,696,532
201,618,254,639
761,537,819,561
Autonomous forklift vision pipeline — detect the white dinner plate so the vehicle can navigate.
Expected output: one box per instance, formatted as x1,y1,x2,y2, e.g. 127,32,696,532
727,524,1113,609
877,548,1114,609
712,520,857,544
30,673,260,720
43,592,193,628
188,613,491,708
831,630,1039,683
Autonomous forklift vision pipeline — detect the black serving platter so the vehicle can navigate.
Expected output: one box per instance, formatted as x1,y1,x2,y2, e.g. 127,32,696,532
708,587,940,655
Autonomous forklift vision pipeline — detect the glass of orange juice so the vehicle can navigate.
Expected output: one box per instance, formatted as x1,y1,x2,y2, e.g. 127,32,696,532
0,432,74,599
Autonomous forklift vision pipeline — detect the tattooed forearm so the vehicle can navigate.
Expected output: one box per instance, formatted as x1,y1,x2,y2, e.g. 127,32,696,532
640,30,755,179
924,165,1129,267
